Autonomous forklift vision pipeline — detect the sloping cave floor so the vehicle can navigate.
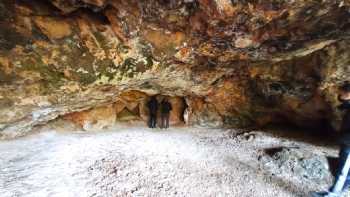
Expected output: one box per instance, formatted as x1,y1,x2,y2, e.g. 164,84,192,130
0,122,348,197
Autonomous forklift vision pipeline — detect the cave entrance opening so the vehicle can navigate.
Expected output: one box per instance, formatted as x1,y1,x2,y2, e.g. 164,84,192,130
63,91,189,131
115,92,188,128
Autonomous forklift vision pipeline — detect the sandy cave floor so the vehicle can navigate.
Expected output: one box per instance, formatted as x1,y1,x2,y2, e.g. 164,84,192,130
0,125,347,197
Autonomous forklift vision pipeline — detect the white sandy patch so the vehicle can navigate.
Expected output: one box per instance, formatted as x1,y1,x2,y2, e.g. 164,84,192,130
0,126,343,197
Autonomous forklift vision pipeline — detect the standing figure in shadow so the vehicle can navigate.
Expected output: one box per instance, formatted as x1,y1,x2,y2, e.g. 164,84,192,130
311,82,350,197
147,96,158,128
160,98,172,129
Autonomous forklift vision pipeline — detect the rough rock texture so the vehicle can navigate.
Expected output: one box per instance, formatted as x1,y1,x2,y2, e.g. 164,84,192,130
1,0,350,138
62,91,186,130
262,147,331,184
63,104,117,131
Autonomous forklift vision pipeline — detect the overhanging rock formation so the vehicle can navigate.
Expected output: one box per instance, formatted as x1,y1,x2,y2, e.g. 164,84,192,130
0,0,350,138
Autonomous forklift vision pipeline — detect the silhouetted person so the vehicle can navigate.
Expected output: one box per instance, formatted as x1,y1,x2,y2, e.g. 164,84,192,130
311,82,350,197
160,98,172,129
147,96,158,128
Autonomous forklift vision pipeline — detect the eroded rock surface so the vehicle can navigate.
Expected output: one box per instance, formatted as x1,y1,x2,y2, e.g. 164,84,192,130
1,0,350,138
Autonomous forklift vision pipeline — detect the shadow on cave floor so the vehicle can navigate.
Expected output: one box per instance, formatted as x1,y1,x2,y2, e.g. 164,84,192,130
259,123,339,148
258,123,340,176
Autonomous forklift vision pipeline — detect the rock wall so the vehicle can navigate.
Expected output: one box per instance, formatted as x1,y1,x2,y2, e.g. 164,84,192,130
0,0,350,138
63,91,186,131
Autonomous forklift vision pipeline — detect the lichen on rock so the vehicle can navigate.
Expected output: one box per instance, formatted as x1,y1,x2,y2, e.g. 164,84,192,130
0,0,350,138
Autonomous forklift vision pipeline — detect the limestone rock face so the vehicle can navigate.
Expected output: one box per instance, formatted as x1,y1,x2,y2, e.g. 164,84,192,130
61,91,187,130
168,97,186,125
63,104,116,131
0,0,350,138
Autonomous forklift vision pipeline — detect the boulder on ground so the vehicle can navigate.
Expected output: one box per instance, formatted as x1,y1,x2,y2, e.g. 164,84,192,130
262,147,332,184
